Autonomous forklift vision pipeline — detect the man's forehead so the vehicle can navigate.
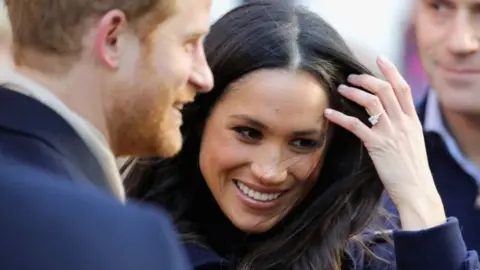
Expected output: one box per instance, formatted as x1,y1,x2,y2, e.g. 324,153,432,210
415,0,480,10
169,0,210,31
456,0,480,4
422,0,480,5
175,0,211,17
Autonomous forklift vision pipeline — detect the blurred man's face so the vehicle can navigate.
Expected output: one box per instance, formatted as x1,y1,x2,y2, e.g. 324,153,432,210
415,0,480,115
93,0,214,157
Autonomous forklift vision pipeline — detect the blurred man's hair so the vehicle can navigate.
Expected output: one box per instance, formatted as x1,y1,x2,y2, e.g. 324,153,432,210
5,0,175,70
0,2,13,70
0,3,11,48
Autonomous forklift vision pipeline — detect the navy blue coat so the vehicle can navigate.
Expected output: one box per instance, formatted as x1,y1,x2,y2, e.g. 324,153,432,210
184,214,479,269
0,87,191,270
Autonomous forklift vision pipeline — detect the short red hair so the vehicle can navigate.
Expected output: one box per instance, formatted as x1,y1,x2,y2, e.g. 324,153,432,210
5,0,175,70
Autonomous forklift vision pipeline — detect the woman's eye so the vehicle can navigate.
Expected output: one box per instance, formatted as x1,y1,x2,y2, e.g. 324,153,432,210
233,126,262,141
291,139,320,150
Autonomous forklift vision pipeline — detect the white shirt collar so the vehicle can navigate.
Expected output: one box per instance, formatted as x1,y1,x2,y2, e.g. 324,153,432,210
424,90,480,183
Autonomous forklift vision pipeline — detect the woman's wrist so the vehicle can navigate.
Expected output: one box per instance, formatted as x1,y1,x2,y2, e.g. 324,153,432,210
396,190,447,231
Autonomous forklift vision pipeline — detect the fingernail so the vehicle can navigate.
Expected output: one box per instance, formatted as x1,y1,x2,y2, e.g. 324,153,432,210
338,84,350,93
378,55,390,66
324,108,333,115
347,74,357,81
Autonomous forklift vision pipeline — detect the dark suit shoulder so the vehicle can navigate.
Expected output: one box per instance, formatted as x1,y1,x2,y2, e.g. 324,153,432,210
0,126,76,178
0,164,190,270
184,243,227,270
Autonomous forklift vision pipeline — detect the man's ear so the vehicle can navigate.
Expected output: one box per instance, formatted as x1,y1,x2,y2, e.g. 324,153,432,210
95,9,127,69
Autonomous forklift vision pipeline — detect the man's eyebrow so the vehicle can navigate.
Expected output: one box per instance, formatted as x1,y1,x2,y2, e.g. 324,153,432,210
185,29,209,39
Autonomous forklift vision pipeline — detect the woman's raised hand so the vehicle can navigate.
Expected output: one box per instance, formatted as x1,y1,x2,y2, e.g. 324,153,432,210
324,56,446,230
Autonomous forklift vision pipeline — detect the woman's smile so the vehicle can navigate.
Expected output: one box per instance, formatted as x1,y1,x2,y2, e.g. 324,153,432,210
233,179,290,211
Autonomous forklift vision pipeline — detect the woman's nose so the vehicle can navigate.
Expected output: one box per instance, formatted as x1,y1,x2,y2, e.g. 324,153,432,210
250,161,288,186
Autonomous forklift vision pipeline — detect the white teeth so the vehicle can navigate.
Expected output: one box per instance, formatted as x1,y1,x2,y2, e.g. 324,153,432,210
235,181,282,201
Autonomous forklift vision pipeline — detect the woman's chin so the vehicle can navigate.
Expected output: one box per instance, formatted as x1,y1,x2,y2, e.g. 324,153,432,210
229,215,279,234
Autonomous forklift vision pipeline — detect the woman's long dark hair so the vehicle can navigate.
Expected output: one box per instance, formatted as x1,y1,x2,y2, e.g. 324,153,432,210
124,1,384,269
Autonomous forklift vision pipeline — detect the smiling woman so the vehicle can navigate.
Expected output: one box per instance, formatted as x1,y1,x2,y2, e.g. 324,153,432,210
198,68,328,233
123,1,478,270
124,3,377,262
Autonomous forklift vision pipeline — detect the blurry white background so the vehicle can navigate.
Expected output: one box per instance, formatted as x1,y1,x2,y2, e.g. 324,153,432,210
211,0,413,67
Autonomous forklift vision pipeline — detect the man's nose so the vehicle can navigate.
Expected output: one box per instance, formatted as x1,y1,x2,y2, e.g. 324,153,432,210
447,14,479,55
189,47,214,93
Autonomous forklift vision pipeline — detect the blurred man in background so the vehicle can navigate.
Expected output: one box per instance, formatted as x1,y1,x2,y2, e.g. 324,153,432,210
0,0,213,269
411,0,480,252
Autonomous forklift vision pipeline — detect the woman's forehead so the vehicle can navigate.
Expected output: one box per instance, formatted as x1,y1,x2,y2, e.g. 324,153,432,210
211,69,329,132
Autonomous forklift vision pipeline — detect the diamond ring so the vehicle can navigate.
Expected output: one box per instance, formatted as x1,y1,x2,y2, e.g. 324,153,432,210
368,111,384,126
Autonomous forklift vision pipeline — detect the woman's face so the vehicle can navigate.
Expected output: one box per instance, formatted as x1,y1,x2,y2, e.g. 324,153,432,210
199,68,329,233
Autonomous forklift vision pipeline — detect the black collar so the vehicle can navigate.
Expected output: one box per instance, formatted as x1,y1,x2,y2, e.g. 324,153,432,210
416,93,428,124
